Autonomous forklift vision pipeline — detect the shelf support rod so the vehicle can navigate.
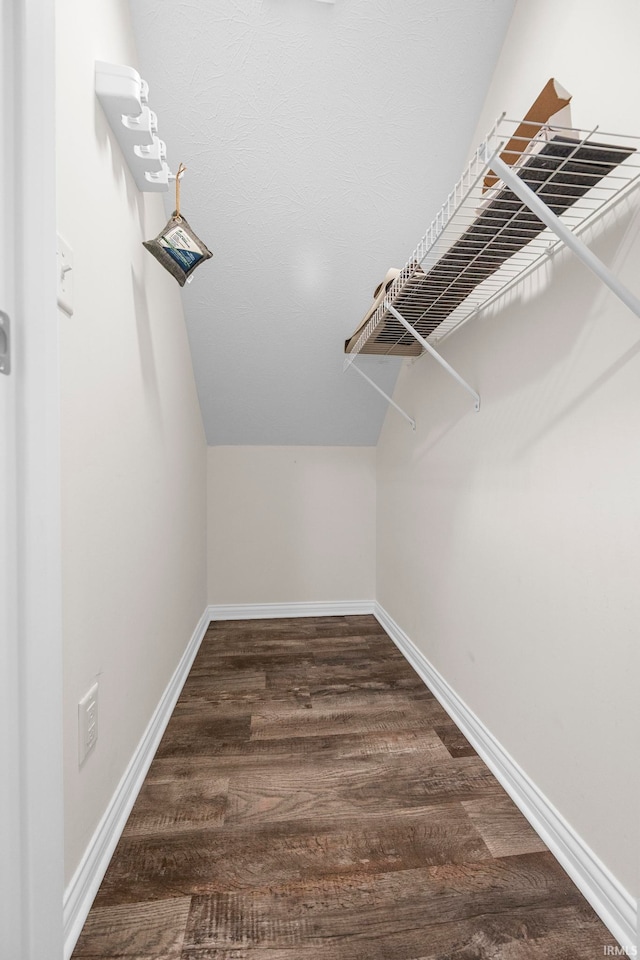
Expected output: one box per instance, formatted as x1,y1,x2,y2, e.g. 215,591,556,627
386,303,481,411
345,358,416,430
489,154,640,320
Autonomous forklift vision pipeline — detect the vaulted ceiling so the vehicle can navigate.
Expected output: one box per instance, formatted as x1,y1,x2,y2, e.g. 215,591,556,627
129,0,515,445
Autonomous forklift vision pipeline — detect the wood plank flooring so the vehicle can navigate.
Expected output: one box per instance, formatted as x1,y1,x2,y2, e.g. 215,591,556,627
72,615,618,959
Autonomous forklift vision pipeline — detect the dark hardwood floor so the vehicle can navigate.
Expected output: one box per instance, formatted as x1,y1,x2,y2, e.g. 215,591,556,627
72,615,617,959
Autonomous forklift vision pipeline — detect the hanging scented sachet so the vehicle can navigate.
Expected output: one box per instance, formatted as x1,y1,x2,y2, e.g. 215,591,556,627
143,164,212,286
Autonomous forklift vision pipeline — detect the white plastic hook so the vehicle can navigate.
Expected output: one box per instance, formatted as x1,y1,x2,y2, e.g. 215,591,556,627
95,61,174,193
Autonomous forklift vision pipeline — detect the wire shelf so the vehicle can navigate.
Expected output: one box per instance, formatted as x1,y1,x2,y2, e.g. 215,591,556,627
345,117,640,360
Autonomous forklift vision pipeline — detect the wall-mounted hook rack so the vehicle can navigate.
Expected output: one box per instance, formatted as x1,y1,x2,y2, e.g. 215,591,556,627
95,61,174,192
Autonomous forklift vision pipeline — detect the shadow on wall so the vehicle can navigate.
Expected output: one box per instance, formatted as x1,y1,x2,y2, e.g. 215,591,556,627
130,264,162,431
510,198,640,458
516,336,640,459
94,86,146,222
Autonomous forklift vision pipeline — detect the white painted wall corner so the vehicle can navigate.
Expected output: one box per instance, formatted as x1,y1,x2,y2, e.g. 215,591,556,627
374,603,637,951
62,607,211,960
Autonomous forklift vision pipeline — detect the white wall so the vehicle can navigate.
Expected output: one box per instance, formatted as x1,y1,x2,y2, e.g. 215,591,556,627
377,0,639,901
208,446,376,605
57,0,207,885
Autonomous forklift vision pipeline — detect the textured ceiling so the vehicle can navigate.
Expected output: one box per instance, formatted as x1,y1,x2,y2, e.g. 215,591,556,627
129,0,515,445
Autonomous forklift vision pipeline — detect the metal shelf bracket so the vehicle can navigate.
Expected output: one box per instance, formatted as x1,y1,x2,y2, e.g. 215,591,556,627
489,153,640,320
386,303,481,411
344,356,416,430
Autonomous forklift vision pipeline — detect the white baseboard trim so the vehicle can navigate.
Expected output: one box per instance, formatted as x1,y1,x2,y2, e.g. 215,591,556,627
62,607,211,960
374,603,637,952
207,600,375,621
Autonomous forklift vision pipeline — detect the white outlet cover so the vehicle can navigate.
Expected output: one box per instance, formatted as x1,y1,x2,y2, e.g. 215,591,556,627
78,681,98,765
57,234,74,316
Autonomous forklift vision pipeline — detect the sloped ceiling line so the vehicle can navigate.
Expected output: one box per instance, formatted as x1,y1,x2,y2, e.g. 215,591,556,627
129,0,515,445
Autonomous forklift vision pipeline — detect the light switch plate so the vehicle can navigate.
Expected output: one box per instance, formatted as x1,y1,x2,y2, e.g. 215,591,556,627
78,681,98,765
57,234,74,316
